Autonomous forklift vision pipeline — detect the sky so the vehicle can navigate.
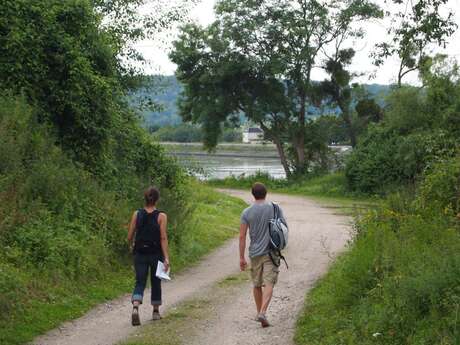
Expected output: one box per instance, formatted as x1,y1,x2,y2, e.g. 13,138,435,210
135,0,460,85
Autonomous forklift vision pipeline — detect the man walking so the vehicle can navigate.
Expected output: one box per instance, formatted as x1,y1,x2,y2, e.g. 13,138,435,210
239,182,287,328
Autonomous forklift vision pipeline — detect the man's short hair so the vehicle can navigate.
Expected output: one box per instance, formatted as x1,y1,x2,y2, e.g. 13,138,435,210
251,182,267,200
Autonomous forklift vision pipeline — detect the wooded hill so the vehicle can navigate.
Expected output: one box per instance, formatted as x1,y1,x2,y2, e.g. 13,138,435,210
133,75,391,128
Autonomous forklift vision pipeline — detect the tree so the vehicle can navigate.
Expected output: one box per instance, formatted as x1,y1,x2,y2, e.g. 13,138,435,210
171,0,381,177
321,48,360,147
0,0,195,172
372,0,457,86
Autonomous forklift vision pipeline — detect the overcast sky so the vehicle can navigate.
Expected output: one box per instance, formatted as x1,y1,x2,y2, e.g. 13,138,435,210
135,0,460,85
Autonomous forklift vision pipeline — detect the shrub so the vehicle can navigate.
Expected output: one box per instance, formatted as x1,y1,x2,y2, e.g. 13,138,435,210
415,156,460,215
345,126,457,194
0,95,189,341
295,189,460,345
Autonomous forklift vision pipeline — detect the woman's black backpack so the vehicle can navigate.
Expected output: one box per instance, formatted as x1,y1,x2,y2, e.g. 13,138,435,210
134,209,162,255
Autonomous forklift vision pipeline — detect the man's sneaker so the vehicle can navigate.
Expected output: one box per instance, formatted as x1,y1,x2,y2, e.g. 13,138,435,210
257,314,270,328
152,310,161,320
131,307,141,326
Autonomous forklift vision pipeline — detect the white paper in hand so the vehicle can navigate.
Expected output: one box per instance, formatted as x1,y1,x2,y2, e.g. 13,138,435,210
156,261,171,281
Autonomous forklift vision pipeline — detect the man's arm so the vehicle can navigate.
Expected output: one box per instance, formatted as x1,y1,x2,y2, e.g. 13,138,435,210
239,223,248,271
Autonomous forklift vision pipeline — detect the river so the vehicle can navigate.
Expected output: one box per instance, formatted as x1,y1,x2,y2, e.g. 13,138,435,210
163,142,286,179
163,143,352,180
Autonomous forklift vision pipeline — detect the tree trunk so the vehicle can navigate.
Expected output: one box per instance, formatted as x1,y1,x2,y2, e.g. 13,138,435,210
342,111,357,147
296,90,306,173
273,137,291,178
338,99,357,148
260,123,291,178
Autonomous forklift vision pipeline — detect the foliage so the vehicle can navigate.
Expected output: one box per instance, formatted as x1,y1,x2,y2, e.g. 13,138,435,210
153,123,203,142
295,162,460,345
170,0,382,177
314,115,349,145
345,63,460,194
207,172,368,202
133,75,184,127
151,123,242,143
0,0,123,169
415,156,460,216
372,0,457,86
0,96,246,344
0,96,134,344
345,126,456,193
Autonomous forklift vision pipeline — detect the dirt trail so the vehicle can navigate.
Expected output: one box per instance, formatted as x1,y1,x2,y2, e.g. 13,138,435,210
32,190,351,345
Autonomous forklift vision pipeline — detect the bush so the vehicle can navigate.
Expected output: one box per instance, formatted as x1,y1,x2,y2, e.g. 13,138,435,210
416,156,460,215
0,95,190,341
295,167,460,345
345,126,457,194
345,68,460,194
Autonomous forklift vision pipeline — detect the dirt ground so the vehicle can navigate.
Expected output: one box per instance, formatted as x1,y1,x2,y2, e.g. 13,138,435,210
31,190,352,345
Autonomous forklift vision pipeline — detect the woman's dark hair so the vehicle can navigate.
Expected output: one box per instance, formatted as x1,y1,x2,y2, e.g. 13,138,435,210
251,182,267,200
144,186,160,206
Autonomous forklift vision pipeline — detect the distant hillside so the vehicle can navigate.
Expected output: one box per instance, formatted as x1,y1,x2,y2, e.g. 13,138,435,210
132,75,183,127
133,75,391,127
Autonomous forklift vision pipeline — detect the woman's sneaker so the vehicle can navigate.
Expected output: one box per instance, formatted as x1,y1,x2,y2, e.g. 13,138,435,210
152,310,161,320
257,314,270,328
131,307,141,326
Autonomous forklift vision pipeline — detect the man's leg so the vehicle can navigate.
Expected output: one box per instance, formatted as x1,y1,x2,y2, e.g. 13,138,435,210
253,287,263,314
257,256,279,328
260,284,274,315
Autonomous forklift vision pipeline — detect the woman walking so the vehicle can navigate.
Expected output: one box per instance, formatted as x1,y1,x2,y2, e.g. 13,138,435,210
127,186,170,326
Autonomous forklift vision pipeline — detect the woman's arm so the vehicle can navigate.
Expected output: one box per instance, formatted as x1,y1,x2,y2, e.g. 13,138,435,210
127,211,138,251
158,213,170,271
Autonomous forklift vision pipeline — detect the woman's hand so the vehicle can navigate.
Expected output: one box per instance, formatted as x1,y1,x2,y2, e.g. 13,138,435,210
163,258,170,272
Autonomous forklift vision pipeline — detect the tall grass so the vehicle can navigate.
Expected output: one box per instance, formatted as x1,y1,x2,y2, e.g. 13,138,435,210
0,97,246,345
207,171,371,201
295,157,460,345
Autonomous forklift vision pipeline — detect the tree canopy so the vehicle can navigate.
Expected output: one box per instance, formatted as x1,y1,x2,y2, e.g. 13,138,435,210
171,0,382,176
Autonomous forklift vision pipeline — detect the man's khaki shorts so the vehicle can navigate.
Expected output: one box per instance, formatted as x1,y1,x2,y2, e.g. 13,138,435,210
250,254,279,288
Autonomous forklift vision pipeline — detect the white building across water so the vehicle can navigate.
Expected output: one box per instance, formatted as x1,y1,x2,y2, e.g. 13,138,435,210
242,127,264,144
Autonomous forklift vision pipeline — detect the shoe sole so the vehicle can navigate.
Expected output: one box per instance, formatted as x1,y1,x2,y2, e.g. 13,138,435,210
132,312,141,326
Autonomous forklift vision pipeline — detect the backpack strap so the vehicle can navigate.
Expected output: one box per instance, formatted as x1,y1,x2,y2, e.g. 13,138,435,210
152,209,162,224
136,208,144,229
272,202,280,219
269,250,289,269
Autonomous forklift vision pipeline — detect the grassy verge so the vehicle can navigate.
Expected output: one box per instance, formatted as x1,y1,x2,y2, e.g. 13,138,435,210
294,196,460,345
168,183,247,272
207,172,379,214
120,272,250,345
0,185,246,345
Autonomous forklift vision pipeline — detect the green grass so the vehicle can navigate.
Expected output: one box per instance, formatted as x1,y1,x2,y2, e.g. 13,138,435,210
208,172,379,215
120,271,250,345
0,269,133,345
121,298,210,345
294,196,460,345
168,183,247,272
0,185,246,345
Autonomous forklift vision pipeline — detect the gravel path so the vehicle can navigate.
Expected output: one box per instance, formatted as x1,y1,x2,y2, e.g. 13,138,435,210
31,190,351,345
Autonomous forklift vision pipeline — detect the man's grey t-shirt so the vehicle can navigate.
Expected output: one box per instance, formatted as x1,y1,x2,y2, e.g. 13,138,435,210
241,201,286,258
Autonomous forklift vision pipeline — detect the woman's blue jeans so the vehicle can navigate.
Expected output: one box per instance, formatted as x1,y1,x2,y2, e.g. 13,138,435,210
131,253,162,306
